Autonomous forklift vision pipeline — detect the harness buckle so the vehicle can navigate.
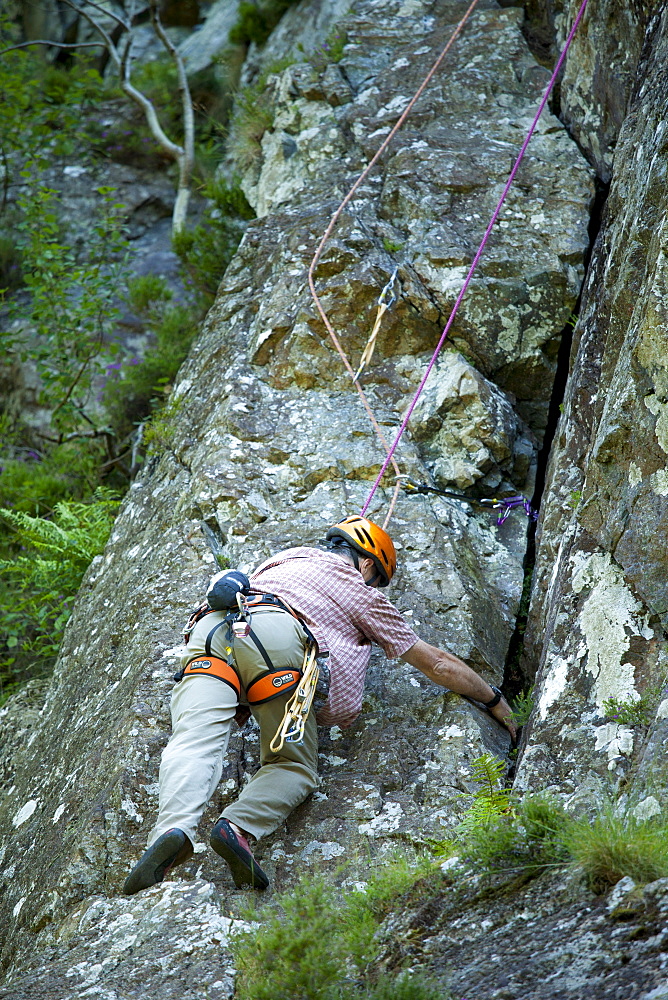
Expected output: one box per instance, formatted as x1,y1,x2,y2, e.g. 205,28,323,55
231,592,252,638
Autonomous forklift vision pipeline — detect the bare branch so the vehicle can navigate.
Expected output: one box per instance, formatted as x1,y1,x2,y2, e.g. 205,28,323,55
62,428,116,443
2,0,194,237
130,421,145,475
119,35,183,161
148,0,193,232
0,40,107,55
59,0,123,71
59,0,130,33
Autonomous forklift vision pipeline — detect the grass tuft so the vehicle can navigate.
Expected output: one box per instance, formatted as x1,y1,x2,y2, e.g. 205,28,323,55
226,59,296,171
564,808,668,893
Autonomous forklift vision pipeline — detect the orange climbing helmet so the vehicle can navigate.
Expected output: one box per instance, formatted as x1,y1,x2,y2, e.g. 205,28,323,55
325,515,397,587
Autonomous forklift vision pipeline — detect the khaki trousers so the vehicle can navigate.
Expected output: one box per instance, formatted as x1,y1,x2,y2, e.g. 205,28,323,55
148,609,319,847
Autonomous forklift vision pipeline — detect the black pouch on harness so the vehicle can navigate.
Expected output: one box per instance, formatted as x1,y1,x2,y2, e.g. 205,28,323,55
207,570,251,610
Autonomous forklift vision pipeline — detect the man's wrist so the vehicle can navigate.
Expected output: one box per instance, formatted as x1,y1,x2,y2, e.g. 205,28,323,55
484,685,503,708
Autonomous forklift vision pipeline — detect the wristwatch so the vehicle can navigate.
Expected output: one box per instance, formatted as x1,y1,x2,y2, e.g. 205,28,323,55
484,685,503,708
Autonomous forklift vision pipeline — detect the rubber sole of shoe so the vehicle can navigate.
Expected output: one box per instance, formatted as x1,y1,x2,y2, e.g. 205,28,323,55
123,829,188,896
210,824,269,890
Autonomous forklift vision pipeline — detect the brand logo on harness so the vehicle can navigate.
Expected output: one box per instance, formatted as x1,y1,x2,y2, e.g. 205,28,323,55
194,659,212,669
272,674,295,688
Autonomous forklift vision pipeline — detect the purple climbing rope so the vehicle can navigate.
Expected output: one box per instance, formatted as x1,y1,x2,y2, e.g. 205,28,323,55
360,0,591,518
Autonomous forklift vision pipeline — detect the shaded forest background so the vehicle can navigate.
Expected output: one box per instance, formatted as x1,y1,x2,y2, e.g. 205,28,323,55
0,0,311,701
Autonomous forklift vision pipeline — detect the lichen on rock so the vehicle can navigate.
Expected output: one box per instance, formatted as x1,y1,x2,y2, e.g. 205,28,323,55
5,0,663,995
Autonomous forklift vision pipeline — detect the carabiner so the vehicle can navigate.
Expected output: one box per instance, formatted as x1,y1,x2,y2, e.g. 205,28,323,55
378,266,399,309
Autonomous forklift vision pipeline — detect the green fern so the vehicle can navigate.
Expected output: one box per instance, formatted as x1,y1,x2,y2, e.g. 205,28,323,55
510,685,534,725
456,753,511,836
0,489,120,698
0,492,119,577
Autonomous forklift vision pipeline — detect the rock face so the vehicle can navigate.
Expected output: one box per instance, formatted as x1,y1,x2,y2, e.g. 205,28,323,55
376,869,668,999
527,0,656,182
0,0,666,997
517,0,668,807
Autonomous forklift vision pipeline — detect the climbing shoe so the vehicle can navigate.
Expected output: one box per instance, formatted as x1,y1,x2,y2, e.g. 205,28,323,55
210,818,269,890
123,828,193,895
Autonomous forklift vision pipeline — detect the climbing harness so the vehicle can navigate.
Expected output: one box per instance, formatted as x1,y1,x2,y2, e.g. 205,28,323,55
359,0,591,519
353,267,399,382
308,0,590,529
400,478,539,527
177,576,322,747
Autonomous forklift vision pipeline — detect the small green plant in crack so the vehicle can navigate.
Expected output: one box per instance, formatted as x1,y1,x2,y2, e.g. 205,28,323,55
567,488,583,509
428,756,571,878
382,236,405,253
456,753,511,835
142,395,184,455
454,791,571,877
603,680,668,727
310,27,348,71
510,684,534,726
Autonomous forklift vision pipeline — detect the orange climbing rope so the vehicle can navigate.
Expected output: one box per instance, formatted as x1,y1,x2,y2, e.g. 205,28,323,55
307,0,482,529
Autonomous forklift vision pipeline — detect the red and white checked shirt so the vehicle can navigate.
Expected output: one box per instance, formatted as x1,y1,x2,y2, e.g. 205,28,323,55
250,547,419,728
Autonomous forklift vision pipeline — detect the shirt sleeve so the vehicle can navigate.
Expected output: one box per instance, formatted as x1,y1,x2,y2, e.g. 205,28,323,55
352,590,420,658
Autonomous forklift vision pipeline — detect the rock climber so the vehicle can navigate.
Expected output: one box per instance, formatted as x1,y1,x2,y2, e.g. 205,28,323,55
123,515,516,895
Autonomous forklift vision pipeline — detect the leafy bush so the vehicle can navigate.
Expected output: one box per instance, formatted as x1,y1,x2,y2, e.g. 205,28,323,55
0,231,22,290
229,0,302,47
8,182,128,438
103,304,196,440
0,489,120,701
231,859,440,1000
172,177,253,301
0,440,104,515
126,274,173,313
564,808,668,893
0,42,105,177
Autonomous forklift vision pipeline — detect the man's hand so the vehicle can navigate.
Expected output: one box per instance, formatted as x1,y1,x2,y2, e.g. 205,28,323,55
487,694,517,744
401,639,517,743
